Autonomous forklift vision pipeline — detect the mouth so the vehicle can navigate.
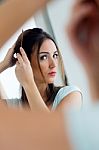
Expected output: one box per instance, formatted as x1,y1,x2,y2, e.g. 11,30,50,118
48,72,56,77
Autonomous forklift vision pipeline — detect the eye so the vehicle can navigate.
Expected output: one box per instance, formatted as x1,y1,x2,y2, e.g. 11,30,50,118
39,55,48,60
53,53,59,59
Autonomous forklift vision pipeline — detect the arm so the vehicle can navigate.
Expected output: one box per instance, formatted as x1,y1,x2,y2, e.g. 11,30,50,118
0,45,16,73
0,107,71,150
0,0,51,48
0,81,8,106
56,92,82,112
0,81,8,99
0,61,7,73
15,48,49,112
0,45,15,105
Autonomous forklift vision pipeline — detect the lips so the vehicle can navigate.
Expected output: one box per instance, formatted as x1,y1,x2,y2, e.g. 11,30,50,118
48,72,56,76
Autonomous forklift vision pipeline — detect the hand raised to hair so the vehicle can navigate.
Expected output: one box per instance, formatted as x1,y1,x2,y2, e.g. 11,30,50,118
15,47,34,87
67,0,99,71
3,44,16,68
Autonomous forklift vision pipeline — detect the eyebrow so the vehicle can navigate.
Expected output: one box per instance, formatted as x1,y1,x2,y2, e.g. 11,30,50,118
39,51,58,55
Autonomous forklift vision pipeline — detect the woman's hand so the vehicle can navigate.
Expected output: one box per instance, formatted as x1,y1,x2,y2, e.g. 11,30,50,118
67,0,99,71
3,44,16,68
15,47,34,87
15,47,49,112
0,45,16,73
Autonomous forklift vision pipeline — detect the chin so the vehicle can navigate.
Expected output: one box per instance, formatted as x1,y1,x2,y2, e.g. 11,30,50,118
46,76,56,84
47,80,54,84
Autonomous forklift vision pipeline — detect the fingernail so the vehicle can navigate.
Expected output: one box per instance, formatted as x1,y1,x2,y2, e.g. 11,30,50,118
20,47,23,50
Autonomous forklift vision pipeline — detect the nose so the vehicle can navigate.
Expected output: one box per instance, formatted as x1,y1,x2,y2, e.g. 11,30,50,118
49,57,56,69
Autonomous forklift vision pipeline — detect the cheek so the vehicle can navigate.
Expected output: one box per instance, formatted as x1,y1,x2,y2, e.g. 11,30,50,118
56,60,59,66
55,59,59,68
40,62,49,74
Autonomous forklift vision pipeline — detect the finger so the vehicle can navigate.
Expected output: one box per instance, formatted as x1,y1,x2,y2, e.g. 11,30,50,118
16,53,24,65
15,60,20,66
20,47,30,63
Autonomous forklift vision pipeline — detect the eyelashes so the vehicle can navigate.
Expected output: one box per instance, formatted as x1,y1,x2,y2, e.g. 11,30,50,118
39,55,48,60
53,53,59,59
39,53,59,61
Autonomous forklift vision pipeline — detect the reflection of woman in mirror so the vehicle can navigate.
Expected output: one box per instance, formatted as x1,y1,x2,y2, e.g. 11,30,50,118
0,28,82,111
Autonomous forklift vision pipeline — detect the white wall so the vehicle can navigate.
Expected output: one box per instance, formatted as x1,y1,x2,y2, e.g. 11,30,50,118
0,0,91,106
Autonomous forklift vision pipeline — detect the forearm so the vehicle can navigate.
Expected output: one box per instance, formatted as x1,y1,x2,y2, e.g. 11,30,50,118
0,61,8,73
0,108,69,150
0,81,8,99
23,82,49,112
0,0,51,48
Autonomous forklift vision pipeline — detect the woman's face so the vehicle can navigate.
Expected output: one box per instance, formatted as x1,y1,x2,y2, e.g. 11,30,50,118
31,39,59,84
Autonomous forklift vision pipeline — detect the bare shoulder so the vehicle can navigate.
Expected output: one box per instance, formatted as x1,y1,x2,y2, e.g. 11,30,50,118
56,91,82,111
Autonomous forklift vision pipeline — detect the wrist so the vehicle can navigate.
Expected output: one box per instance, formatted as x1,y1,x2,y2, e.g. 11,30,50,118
22,80,36,90
0,61,8,73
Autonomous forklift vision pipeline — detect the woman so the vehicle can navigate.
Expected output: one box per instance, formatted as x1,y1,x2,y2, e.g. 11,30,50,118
0,28,82,111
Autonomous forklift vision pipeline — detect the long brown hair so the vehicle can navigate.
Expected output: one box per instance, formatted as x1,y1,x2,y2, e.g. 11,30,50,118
14,28,68,107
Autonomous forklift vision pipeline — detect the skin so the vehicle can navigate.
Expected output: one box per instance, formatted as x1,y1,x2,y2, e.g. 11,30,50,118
31,39,58,85
0,45,15,73
0,106,71,150
0,82,8,99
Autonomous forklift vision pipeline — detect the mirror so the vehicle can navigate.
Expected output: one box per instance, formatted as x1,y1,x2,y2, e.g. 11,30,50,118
0,0,90,107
